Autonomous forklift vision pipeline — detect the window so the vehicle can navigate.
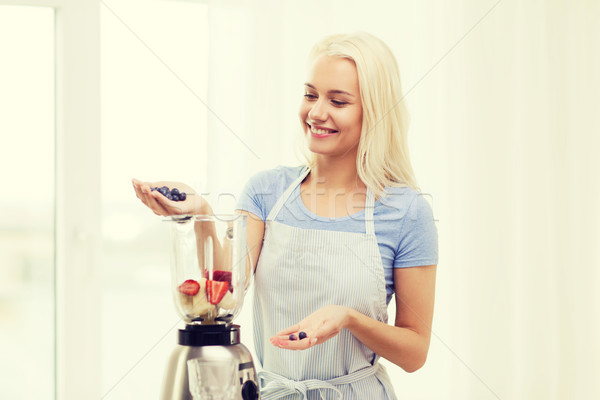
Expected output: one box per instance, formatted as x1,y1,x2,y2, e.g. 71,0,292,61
0,5,55,399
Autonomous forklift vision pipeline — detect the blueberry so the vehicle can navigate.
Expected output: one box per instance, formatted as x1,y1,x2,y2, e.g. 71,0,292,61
179,192,187,201
171,194,179,202
298,331,307,340
158,187,169,196
171,187,180,196
289,334,297,341
151,187,157,191
166,193,173,201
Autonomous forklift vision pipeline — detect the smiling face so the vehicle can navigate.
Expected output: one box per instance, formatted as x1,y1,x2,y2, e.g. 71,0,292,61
299,55,363,160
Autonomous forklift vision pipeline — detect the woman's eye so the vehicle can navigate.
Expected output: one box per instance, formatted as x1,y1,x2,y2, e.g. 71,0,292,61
331,100,348,106
304,93,317,100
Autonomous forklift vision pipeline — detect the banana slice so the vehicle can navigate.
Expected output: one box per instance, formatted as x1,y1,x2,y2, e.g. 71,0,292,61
217,290,236,310
191,278,216,318
178,290,193,314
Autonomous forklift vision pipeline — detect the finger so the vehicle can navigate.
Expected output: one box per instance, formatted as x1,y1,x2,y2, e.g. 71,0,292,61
132,179,146,200
133,180,178,216
269,336,290,348
137,183,158,211
134,180,152,201
271,333,300,343
270,328,314,344
270,335,316,350
137,183,168,215
136,182,155,206
151,190,187,214
279,341,312,350
148,190,172,215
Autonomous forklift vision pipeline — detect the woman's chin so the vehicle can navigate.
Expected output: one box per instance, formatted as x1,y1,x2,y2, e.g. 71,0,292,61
307,142,331,156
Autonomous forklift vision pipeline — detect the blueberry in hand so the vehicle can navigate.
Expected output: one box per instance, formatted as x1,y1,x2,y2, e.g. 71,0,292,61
298,331,307,340
153,186,186,201
289,334,297,341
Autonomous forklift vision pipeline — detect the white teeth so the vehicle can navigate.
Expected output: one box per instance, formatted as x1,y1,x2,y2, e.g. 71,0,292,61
311,127,335,135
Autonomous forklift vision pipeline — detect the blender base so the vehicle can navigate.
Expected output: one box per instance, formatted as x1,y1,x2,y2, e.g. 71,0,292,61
160,324,259,400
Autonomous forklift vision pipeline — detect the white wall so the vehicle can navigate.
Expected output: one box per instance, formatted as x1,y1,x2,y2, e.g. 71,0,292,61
215,3,600,397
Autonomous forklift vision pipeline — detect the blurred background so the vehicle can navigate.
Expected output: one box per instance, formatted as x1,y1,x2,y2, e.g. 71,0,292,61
1,0,599,399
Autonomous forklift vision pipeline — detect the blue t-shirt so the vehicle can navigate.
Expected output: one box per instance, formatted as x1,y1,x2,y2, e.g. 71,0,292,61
236,165,438,304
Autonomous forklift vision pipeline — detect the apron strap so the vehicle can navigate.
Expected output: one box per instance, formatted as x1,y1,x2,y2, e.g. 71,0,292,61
365,188,375,236
267,166,311,221
258,364,381,400
267,165,377,237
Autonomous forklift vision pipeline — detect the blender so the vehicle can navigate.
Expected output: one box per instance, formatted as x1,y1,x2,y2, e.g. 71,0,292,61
160,214,259,400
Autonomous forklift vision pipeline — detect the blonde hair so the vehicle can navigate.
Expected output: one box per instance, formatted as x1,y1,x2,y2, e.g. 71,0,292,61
304,32,420,195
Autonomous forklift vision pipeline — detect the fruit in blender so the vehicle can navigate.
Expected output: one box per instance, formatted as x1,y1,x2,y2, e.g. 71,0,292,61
177,279,200,296
203,270,233,292
216,290,235,309
177,277,236,319
206,280,229,305
177,278,215,317
190,280,216,317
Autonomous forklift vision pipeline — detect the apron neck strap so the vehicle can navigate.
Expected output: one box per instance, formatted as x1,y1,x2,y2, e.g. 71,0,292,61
365,188,375,235
267,166,310,221
267,166,377,236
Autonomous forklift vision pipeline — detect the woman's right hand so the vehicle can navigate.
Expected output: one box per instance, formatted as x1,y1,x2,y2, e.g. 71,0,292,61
132,178,211,216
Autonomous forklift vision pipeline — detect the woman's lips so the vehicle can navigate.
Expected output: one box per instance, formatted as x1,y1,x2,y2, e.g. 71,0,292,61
307,123,338,138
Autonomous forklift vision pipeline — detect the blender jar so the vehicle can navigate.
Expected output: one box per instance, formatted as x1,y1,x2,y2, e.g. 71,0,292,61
165,214,250,324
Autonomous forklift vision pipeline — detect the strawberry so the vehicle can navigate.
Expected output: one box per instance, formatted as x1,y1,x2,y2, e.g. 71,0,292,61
178,279,200,296
206,280,229,305
203,270,233,292
203,270,232,283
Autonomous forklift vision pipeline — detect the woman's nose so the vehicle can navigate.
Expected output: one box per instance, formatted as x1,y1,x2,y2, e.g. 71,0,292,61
308,98,327,122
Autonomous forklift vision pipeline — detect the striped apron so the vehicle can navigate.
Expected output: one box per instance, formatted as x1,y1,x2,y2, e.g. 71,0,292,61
253,167,397,400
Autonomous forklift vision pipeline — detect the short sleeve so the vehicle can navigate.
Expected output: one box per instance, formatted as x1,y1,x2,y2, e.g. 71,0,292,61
235,171,270,221
394,193,439,268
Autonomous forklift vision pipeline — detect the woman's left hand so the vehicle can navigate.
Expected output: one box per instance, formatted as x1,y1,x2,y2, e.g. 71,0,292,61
270,305,352,350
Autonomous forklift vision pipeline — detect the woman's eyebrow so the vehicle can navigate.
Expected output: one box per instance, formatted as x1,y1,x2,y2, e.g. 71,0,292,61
304,83,355,98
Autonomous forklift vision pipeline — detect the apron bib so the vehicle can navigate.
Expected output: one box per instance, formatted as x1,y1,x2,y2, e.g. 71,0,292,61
254,167,397,400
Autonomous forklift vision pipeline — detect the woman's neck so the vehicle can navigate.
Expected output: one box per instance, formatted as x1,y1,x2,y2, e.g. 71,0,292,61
300,155,367,218
306,154,365,191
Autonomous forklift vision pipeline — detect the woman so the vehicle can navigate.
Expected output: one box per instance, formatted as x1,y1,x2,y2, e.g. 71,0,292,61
133,32,437,400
